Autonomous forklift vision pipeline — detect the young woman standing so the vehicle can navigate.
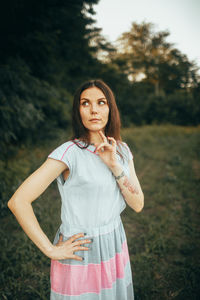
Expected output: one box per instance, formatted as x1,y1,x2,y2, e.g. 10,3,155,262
8,79,144,299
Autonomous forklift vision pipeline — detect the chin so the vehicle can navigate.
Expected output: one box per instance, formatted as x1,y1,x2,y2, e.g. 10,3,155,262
83,121,107,132
87,124,104,129
89,128,103,132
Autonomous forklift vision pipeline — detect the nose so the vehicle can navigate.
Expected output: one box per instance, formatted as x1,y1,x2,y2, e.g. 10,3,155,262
90,103,98,114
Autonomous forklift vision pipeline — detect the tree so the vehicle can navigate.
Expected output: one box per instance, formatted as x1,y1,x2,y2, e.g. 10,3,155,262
0,0,100,91
110,21,199,95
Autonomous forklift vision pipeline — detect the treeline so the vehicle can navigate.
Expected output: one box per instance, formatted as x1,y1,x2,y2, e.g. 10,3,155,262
1,0,200,157
0,0,200,213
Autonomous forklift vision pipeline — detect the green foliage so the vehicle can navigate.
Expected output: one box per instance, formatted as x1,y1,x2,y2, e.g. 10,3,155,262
117,84,200,126
0,0,100,90
0,2,199,174
0,59,73,214
110,21,200,95
0,0,104,163
0,57,73,161
0,59,44,152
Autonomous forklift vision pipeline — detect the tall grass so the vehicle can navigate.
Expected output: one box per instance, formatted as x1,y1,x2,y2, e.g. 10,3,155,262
122,125,200,299
0,125,199,299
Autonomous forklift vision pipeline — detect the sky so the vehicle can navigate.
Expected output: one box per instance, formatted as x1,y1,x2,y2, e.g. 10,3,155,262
93,0,200,68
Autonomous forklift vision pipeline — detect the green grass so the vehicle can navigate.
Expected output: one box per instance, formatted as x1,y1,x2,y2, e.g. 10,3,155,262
0,125,200,299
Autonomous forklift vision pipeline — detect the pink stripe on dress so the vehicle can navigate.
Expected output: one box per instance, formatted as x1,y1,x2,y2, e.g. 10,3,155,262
74,140,99,156
51,240,129,296
60,143,75,161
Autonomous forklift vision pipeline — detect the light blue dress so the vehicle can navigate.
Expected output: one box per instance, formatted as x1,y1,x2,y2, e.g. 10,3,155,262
48,139,134,299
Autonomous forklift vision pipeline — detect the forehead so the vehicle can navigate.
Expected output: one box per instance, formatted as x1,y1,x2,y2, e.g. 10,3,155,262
80,87,106,100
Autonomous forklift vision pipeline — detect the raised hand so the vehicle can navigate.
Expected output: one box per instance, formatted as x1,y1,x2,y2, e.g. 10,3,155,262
94,130,119,169
50,233,92,261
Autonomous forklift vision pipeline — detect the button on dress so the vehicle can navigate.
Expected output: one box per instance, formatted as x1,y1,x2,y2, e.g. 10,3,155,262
47,139,135,299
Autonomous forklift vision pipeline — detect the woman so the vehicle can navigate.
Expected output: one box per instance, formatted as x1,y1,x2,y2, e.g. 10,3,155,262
8,79,144,299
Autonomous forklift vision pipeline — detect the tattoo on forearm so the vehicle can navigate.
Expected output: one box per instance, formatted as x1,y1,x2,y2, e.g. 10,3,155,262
118,176,139,196
123,177,139,194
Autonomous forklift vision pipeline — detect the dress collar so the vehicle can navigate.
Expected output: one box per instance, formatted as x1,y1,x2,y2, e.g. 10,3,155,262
73,139,97,154
73,139,122,159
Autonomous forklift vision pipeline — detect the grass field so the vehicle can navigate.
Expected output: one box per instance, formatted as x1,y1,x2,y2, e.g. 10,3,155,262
0,125,200,299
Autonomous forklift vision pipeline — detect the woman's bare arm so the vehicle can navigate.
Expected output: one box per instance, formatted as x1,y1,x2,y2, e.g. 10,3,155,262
110,159,144,213
7,158,91,260
94,131,144,213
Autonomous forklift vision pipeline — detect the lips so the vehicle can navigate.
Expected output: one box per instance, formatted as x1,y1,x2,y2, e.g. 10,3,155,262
89,118,101,121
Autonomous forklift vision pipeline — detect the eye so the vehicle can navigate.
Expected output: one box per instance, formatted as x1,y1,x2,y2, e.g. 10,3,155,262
80,100,107,106
99,100,106,105
81,101,89,106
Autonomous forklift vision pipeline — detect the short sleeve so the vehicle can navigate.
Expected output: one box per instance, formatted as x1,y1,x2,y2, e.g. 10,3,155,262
47,141,75,185
121,142,134,163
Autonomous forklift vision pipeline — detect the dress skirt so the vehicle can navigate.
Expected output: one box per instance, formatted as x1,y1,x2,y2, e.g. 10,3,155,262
50,215,134,299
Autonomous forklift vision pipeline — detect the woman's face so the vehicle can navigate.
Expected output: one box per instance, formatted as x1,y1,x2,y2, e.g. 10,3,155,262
79,87,109,133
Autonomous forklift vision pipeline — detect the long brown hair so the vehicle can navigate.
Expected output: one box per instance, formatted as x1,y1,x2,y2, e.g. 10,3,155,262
69,79,125,160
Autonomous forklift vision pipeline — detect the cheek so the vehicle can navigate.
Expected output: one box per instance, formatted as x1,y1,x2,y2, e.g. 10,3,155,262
104,107,109,119
79,110,85,125
79,108,86,120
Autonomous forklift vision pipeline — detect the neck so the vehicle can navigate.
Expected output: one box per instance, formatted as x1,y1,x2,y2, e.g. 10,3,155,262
77,130,107,145
89,131,106,144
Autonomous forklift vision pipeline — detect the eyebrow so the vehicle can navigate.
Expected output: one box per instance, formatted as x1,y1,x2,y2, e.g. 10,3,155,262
80,97,107,102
